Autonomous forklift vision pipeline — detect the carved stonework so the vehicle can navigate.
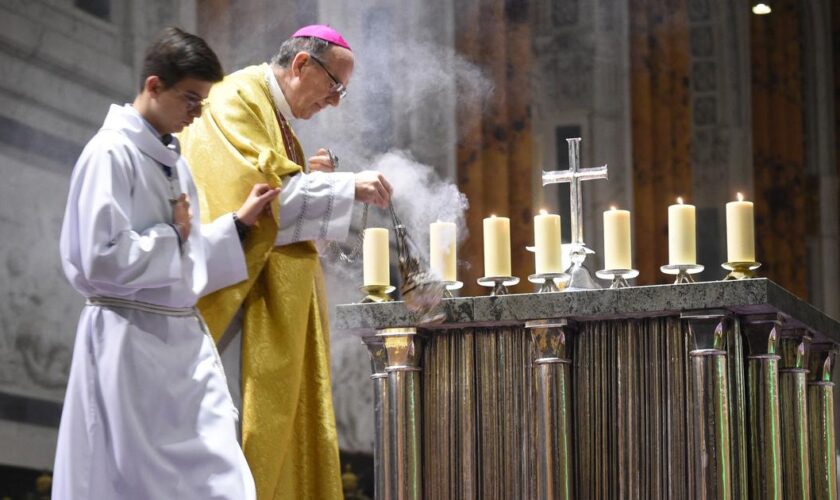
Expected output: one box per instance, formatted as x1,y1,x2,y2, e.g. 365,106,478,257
534,34,594,113
687,0,711,22
551,0,579,27
692,61,717,92
690,26,715,57
693,96,718,126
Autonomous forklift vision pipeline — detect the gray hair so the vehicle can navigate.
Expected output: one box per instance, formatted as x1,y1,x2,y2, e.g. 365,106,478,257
270,37,332,68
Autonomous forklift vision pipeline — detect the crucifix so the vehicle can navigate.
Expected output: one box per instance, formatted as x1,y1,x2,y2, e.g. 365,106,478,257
542,137,608,289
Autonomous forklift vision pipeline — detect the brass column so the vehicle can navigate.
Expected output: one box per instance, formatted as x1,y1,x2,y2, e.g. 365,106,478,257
742,313,783,498
363,335,392,500
379,327,424,500
526,319,574,500
808,343,837,500
682,310,733,499
778,328,812,499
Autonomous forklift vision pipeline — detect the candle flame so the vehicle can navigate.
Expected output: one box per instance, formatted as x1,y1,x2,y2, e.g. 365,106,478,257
539,209,547,215
677,197,684,204
736,192,744,202
490,214,496,218
610,205,617,211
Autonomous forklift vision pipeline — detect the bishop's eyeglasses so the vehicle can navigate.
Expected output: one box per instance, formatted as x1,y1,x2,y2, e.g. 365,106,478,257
307,53,348,100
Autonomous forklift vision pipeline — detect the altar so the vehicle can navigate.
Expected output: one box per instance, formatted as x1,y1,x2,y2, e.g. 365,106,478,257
335,279,840,499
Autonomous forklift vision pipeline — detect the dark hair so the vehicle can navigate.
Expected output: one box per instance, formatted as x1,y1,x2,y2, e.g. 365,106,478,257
139,27,224,91
270,36,332,68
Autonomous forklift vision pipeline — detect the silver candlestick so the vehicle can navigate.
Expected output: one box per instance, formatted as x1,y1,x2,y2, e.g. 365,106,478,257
528,273,570,293
477,276,520,296
660,264,704,284
595,268,639,289
541,137,608,290
441,280,463,299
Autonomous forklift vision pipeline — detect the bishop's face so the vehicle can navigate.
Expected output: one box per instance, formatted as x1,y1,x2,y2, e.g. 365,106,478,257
288,47,353,120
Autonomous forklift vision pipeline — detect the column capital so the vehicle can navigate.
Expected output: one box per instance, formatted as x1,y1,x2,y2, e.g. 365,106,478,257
681,309,733,353
808,343,837,383
526,319,575,365
778,326,812,371
377,327,424,372
741,312,784,357
362,335,389,379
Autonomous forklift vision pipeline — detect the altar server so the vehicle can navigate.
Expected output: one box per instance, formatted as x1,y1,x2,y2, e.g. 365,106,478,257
53,27,279,499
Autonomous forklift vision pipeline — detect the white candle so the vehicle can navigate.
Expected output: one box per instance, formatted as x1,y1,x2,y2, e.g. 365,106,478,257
726,192,755,262
483,215,511,277
534,210,562,274
430,221,457,281
668,197,696,265
603,206,632,270
363,228,390,286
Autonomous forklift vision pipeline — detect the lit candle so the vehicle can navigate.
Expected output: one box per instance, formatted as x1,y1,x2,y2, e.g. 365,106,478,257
726,192,755,262
603,206,632,270
668,197,696,265
430,221,457,281
483,215,511,277
363,228,390,286
534,210,562,274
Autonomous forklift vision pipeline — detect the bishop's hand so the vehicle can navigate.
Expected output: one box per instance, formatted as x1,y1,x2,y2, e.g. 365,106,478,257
354,171,393,209
308,148,336,173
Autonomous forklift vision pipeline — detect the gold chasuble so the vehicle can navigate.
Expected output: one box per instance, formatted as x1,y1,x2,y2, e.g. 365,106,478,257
179,64,342,499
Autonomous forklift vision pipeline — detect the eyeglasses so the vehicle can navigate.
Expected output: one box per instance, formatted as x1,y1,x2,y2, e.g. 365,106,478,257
307,54,348,100
169,87,207,112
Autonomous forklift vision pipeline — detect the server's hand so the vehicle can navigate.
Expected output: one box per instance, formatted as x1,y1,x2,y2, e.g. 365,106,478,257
236,184,281,226
172,193,192,240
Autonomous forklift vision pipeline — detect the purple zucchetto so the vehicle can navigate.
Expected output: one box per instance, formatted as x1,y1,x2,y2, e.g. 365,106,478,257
291,25,352,51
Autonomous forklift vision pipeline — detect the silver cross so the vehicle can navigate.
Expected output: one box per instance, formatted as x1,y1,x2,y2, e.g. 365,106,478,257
542,138,608,245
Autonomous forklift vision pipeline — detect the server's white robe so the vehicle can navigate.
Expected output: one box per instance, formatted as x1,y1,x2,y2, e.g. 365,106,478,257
54,104,255,500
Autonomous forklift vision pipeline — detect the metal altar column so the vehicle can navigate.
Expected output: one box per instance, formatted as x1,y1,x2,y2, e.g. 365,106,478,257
526,319,574,500
808,343,838,500
727,319,749,499
742,313,783,498
378,327,424,500
682,310,733,499
778,327,812,499
363,335,392,500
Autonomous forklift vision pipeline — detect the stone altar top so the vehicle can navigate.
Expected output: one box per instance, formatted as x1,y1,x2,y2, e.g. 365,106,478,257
334,279,840,342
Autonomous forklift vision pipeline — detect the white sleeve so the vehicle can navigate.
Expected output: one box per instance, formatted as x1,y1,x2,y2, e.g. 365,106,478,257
275,171,355,246
198,213,248,296
70,144,183,295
